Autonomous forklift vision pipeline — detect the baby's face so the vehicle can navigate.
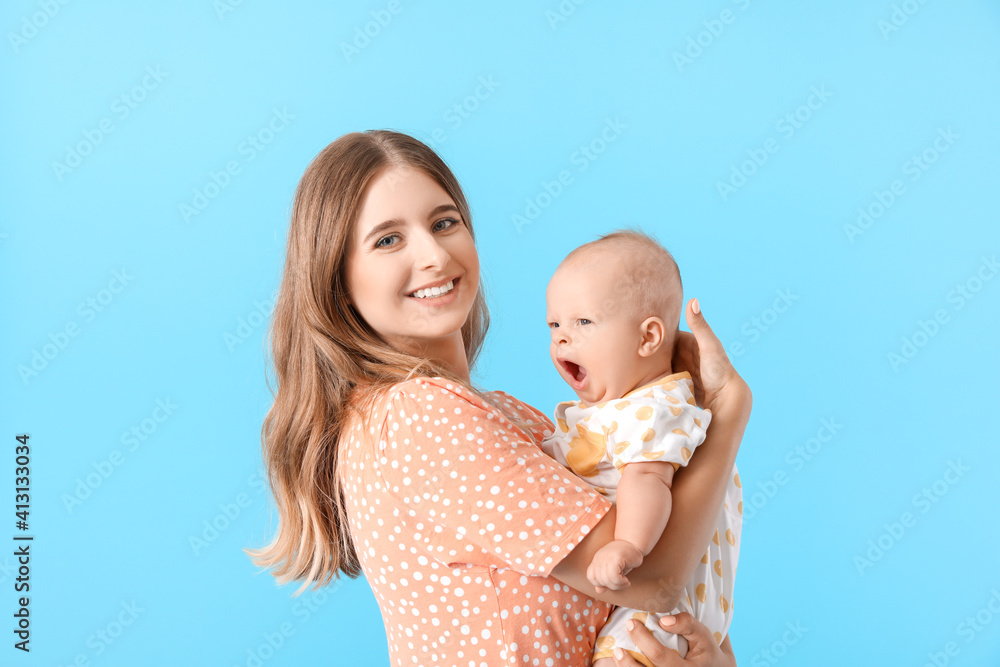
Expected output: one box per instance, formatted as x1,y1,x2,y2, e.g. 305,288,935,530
545,256,657,406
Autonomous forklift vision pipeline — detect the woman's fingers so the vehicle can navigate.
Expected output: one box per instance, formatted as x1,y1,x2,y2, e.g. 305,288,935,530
657,612,703,637
609,614,729,666
656,612,719,660
685,299,718,346
683,299,749,410
670,330,702,406
684,299,728,374
620,619,684,666
611,646,644,665
671,330,699,371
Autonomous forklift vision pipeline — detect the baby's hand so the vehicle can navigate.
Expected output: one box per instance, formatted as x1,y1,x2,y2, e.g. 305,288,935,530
587,540,645,593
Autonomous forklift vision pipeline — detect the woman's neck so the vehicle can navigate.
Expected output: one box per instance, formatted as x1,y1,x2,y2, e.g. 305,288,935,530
401,331,470,383
437,337,471,383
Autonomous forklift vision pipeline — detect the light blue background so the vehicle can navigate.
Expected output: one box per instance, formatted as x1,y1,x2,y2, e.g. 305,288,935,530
3,1,999,665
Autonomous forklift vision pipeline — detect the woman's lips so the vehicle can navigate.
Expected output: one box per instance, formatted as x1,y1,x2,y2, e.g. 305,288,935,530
407,276,460,306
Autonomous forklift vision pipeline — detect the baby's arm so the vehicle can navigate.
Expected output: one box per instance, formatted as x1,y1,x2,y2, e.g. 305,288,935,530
587,461,676,592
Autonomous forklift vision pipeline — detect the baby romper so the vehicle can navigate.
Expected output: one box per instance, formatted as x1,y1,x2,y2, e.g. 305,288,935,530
540,371,743,666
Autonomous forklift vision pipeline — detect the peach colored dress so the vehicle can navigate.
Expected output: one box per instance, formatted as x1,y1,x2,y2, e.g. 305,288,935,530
339,376,615,666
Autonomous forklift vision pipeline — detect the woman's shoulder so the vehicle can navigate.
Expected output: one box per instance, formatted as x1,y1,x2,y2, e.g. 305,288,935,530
354,376,493,428
372,376,551,430
376,375,509,406
481,388,551,426
379,375,484,408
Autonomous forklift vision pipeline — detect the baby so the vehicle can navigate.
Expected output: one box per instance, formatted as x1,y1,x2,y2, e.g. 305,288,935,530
539,229,742,665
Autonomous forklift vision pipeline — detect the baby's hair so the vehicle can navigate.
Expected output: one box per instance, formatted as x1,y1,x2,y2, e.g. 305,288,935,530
563,227,684,336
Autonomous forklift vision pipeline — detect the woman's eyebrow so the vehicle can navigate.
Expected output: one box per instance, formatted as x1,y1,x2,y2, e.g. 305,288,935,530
362,219,402,245
427,203,460,218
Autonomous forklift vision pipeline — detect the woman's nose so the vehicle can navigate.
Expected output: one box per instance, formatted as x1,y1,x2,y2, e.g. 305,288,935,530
414,230,450,270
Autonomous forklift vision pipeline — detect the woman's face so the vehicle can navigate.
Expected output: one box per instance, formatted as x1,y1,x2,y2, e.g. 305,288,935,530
345,165,479,356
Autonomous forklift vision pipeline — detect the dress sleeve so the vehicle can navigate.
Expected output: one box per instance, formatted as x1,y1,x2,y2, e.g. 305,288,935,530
374,378,612,577
594,394,713,472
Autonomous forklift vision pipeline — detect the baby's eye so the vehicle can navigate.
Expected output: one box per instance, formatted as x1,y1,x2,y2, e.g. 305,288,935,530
577,319,592,326
548,322,559,329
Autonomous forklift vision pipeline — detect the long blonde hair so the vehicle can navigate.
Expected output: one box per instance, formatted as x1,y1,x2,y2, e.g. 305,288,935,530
244,130,490,595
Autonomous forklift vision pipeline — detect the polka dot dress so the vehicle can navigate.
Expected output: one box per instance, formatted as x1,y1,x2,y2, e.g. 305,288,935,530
339,377,616,666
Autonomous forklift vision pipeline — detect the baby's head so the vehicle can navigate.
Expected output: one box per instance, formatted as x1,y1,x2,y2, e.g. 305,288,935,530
546,229,683,406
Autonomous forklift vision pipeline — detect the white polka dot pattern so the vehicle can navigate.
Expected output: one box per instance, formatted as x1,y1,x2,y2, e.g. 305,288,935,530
339,376,616,666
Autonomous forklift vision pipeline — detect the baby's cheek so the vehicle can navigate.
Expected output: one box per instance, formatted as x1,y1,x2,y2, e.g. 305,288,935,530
594,336,633,388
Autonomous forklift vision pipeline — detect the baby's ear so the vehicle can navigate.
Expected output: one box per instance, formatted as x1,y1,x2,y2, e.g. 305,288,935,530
637,316,666,357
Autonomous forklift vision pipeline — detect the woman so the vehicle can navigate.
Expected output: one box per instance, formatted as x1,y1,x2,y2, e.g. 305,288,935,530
245,130,752,666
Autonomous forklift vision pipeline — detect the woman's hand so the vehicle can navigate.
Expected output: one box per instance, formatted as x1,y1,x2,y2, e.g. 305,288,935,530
672,299,751,415
610,612,737,667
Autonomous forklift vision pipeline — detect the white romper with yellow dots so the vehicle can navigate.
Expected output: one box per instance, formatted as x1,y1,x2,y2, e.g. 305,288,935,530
540,372,743,666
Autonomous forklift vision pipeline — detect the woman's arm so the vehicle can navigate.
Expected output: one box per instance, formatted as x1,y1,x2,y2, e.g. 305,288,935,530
720,634,735,661
551,299,751,612
630,384,750,609
551,387,749,611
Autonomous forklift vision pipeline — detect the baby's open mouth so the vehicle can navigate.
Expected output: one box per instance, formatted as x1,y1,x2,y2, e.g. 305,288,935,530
560,359,588,385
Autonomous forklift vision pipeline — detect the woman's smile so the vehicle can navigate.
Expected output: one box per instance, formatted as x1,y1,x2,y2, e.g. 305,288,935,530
406,276,460,303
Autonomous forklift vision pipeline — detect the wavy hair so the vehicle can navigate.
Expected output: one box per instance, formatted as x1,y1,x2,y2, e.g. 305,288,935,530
244,131,490,594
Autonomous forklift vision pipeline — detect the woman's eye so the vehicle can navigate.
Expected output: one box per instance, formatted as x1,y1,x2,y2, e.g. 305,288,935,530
433,217,460,232
375,233,399,248
375,218,457,248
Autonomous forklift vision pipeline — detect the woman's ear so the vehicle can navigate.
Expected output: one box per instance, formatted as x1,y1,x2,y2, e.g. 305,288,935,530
637,316,666,357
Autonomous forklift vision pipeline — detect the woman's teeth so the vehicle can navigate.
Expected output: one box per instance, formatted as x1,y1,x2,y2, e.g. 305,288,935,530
411,280,455,299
